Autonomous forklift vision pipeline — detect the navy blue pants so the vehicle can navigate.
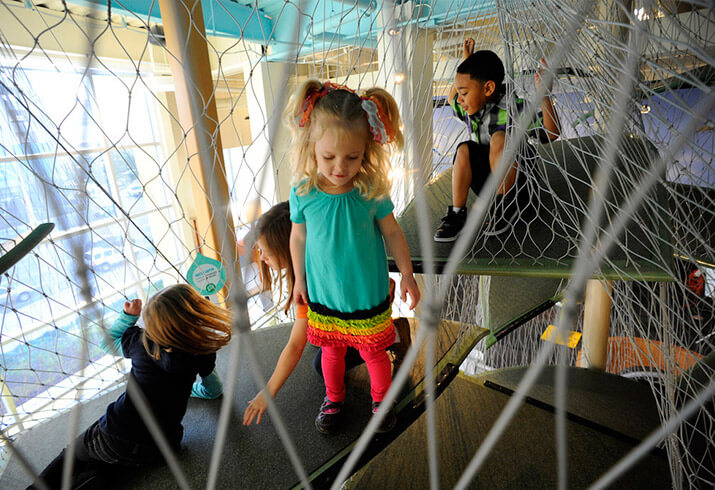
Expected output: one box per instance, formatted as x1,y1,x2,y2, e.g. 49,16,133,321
29,421,160,490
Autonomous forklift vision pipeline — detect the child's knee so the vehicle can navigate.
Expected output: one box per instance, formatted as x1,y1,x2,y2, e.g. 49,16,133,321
360,348,390,365
455,141,472,161
488,133,505,164
453,143,473,181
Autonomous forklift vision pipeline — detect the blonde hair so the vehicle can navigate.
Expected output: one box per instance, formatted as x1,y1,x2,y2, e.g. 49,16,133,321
287,80,404,200
141,284,232,360
255,201,295,314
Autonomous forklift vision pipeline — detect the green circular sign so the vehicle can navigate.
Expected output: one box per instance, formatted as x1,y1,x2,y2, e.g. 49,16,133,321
186,253,227,296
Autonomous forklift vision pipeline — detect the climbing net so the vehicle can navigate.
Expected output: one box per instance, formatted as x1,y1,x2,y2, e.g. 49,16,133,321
0,0,713,488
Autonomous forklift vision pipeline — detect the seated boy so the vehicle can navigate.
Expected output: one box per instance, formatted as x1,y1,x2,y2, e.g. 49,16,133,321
433,39,561,242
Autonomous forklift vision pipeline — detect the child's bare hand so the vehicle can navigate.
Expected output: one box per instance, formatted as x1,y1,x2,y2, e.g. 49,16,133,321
400,274,421,310
124,299,142,316
243,391,268,425
293,281,308,306
534,58,553,92
462,38,475,59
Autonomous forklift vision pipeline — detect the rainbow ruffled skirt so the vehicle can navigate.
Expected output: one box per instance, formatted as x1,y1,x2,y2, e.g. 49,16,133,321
307,296,394,351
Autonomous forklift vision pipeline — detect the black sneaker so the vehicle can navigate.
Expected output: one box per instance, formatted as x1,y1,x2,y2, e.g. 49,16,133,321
315,397,343,434
483,194,518,236
372,401,397,433
434,206,467,242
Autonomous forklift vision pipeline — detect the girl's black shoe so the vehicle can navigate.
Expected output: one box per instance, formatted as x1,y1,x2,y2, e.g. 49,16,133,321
315,397,343,434
372,401,397,433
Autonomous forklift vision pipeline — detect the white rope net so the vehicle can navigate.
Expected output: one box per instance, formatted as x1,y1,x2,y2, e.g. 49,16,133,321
0,0,712,488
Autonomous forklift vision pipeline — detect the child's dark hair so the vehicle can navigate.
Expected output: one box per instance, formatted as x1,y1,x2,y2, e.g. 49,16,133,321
256,201,295,313
457,50,505,88
141,284,232,359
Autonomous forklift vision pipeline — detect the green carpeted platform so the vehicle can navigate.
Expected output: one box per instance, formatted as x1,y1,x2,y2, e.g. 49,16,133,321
392,135,673,280
668,182,715,265
346,374,670,489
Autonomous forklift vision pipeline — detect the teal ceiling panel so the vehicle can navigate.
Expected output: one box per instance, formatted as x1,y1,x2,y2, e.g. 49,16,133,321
64,0,498,49
69,0,275,43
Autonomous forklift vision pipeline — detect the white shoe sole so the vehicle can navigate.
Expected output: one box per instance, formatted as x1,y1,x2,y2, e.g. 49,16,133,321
483,213,517,236
433,233,459,242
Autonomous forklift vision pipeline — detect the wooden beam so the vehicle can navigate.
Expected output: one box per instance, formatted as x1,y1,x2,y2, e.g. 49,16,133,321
579,279,613,370
158,0,238,296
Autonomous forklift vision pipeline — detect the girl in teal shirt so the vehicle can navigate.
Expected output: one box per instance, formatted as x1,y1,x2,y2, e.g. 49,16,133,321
287,80,420,434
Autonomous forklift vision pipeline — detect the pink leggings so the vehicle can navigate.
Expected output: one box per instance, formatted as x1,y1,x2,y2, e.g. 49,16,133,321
321,345,391,403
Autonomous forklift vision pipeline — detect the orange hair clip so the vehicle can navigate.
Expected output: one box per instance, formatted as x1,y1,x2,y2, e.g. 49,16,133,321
296,81,395,145
296,82,353,127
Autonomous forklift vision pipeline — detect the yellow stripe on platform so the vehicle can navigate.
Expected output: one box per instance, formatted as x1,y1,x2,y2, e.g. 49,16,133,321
541,324,582,348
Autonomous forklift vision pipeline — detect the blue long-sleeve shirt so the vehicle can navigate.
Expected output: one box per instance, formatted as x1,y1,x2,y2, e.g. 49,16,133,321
97,311,223,448
100,311,223,399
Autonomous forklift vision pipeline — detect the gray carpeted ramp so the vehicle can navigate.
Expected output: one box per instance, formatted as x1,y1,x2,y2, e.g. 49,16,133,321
392,135,672,281
346,374,670,489
3,325,361,489
477,366,662,443
479,275,563,347
3,319,484,489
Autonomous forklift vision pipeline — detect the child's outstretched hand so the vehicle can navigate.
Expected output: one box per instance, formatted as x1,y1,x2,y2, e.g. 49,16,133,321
243,391,268,425
462,38,475,59
400,274,421,310
124,299,142,316
534,57,553,92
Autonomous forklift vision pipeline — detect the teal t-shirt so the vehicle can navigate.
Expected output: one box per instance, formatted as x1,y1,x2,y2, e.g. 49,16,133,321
290,185,394,313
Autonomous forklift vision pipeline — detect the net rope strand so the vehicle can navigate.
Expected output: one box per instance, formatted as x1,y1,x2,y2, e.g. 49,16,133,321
3,5,194,487
0,0,713,488
204,2,313,487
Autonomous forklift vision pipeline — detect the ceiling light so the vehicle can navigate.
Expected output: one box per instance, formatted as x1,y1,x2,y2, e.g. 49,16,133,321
634,7,650,21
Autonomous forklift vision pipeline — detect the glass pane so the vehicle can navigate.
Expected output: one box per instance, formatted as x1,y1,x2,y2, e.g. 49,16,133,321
127,213,180,281
0,163,31,240
92,74,158,146
110,147,170,212
1,292,126,408
10,156,118,233
22,69,105,150
2,240,82,343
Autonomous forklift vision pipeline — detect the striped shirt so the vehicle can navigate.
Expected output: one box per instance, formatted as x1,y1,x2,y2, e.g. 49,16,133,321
451,91,549,146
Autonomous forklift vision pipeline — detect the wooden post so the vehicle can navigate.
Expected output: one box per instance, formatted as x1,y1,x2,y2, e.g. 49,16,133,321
157,0,238,293
579,279,612,370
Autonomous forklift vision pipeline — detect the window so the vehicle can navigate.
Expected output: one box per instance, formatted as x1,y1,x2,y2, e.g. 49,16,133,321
0,62,182,436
